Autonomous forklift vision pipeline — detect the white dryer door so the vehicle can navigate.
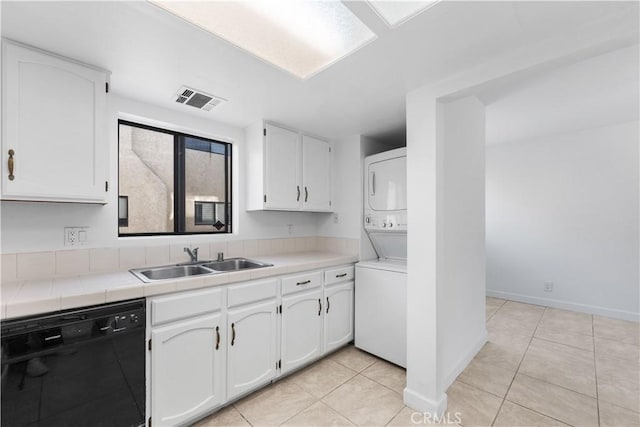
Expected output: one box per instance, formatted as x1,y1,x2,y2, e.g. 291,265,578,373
366,156,407,211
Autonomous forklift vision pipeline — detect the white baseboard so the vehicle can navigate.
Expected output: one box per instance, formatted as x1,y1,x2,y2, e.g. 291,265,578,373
487,290,640,322
440,329,488,391
403,387,448,417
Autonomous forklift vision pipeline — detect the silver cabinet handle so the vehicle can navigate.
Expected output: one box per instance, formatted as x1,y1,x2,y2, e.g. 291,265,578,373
44,334,62,341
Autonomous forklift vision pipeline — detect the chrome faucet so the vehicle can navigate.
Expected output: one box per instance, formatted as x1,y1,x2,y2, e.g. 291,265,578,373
184,247,199,263
217,252,224,262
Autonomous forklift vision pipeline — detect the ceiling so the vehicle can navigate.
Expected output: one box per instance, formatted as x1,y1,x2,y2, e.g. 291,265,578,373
484,44,640,145
2,1,638,143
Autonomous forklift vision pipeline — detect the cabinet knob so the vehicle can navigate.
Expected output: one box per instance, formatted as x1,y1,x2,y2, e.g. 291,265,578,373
7,149,15,181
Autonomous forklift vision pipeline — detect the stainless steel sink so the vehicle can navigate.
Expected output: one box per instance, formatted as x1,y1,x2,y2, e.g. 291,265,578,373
131,264,214,282
202,258,272,272
130,258,272,282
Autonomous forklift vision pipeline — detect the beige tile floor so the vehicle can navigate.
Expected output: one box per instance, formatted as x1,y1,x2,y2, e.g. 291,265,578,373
193,298,640,427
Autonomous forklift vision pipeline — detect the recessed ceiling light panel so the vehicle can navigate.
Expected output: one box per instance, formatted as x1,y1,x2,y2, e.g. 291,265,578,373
150,1,377,79
367,0,441,28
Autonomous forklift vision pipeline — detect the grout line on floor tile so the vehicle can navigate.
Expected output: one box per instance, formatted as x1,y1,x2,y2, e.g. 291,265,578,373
533,334,595,352
360,368,406,397
515,372,600,401
277,397,320,426
384,404,408,427
455,377,506,400
504,400,573,427
490,305,546,426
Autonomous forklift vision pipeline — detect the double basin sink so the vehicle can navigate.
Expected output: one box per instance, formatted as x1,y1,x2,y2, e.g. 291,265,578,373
130,258,273,283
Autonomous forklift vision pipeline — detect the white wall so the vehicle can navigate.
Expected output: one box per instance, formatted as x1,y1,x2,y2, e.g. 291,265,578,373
486,121,640,321
317,135,361,240
404,86,444,415
0,95,320,253
436,97,487,389
316,134,400,260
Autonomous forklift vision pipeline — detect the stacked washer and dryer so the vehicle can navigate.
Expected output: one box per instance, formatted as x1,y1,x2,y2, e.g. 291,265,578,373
355,147,407,368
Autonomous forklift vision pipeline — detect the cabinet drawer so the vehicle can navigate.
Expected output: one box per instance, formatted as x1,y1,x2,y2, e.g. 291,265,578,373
324,266,355,286
281,271,322,295
151,287,223,326
227,279,278,308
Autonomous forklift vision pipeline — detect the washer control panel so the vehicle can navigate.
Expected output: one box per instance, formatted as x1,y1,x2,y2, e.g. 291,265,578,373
364,213,407,231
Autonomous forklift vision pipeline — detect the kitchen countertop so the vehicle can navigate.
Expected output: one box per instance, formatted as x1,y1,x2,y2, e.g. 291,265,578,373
0,251,358,320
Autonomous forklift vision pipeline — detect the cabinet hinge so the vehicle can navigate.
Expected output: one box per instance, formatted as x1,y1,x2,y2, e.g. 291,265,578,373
105,181,109,192
105,82,109,93
264,194,267,203
263,128,266,136
148,339,152,351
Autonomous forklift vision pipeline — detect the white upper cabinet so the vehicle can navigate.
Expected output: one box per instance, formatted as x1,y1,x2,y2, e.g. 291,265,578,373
302,135,331,211
264,124,301,210
245,121,332,212
1,40,109,203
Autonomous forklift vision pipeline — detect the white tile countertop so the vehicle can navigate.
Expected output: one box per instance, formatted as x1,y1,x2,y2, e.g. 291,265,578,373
0,251,358,320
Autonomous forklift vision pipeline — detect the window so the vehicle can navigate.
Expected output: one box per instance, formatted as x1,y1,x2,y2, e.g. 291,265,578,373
118,120,232,236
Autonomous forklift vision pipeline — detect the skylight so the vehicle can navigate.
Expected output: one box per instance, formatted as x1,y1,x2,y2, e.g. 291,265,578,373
367,0,441,28
150,1,376,79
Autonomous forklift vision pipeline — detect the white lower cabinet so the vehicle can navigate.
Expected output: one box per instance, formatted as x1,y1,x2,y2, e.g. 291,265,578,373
281,288,323,374
148,264,355,426
227,299,278,400
324,281,354,353
151,312,225,427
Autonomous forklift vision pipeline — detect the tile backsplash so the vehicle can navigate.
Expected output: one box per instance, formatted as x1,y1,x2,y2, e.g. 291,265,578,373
1,237,358,284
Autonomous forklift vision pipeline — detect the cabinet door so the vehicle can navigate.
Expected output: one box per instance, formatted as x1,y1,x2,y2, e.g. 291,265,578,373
151,312,225,426
264,124,301,210
324,282,354,353
227,300,278,400
281,288,323,373
2,41,108,203
302,135,331,211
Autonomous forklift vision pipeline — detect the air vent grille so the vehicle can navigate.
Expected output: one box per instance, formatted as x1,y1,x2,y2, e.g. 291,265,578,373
174,86,226,111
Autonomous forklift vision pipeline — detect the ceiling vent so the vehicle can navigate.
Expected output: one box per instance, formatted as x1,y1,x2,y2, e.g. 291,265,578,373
174,86,227,111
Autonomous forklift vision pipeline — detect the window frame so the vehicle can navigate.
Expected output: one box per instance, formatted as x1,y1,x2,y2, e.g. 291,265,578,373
117,119,233,237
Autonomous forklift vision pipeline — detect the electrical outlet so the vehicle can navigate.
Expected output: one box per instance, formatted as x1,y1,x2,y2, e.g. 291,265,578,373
544,282,554,292
65,227,88,246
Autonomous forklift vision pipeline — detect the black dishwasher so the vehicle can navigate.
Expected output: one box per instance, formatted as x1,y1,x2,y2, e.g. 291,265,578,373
1,299,146,427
